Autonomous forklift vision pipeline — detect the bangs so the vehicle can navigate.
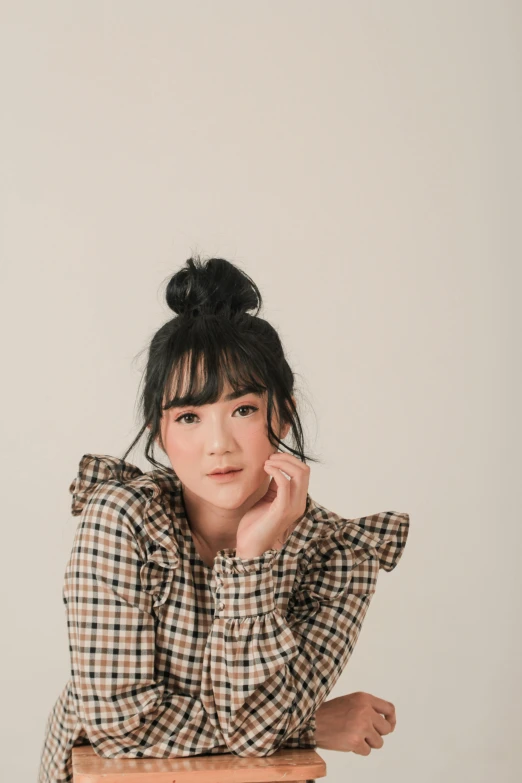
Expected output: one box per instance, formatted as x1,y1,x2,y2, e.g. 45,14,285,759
162,342,267,411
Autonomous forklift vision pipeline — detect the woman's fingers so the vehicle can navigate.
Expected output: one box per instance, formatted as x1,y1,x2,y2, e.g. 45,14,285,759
266,453,309,478
265,454,309,519
263,462,291,502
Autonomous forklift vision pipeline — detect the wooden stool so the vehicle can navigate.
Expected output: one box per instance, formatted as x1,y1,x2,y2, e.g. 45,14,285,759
71,743,327,782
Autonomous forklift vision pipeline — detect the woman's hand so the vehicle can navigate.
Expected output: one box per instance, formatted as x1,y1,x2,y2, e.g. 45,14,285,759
314,692,396,755
235,452,310,558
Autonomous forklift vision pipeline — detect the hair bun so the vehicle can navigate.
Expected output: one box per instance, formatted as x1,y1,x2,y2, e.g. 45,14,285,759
165,255,262,319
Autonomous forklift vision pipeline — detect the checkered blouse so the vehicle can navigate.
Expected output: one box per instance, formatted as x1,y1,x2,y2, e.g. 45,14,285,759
38,453,410,782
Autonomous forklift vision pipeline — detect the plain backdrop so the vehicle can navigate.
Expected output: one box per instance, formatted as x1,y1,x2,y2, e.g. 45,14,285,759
1,2,520,781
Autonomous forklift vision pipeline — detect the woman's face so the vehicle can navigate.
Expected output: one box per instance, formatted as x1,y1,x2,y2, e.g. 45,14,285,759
155,381,292,510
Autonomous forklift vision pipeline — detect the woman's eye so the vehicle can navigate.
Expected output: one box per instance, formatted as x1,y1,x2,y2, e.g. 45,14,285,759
175,413,197,424
175,405,258,425
236,405,258,417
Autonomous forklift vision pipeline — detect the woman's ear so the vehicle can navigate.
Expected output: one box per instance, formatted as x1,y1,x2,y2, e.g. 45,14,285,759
281,421,291,440
146,423,163,451
279,395,296,440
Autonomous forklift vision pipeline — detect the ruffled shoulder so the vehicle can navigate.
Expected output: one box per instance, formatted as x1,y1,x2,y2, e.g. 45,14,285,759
69,453,144,515
315,509,410,573
288,507,410,614
69,453,182,611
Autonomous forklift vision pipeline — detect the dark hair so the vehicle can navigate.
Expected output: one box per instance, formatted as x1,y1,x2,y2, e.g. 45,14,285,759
121,254,320,472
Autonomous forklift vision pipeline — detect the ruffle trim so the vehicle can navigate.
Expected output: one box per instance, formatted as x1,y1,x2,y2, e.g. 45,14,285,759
69,453,143,515
288,510,410,614
315,510,410,572
213,547,281,576
69,453,181,610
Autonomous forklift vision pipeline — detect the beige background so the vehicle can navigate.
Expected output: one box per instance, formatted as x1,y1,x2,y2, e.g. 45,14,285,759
1,2,520,781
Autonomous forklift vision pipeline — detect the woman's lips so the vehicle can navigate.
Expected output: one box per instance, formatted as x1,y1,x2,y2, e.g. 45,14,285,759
208,469,243,481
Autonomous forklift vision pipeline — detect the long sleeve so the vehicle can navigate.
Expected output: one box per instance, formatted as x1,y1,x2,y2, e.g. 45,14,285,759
200,511,410,757
64,453,409,761
64,483,227,759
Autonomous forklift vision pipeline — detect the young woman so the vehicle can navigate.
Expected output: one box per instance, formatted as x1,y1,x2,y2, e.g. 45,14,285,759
38,256,410,782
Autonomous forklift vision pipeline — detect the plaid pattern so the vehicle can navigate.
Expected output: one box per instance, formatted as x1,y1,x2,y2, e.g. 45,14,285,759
38,453,409,782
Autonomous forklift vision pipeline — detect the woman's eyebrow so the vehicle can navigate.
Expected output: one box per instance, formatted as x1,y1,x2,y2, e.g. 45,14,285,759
223,386,264,402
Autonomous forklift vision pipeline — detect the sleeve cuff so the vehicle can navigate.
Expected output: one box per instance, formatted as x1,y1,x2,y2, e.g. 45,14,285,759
212,548,280,618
